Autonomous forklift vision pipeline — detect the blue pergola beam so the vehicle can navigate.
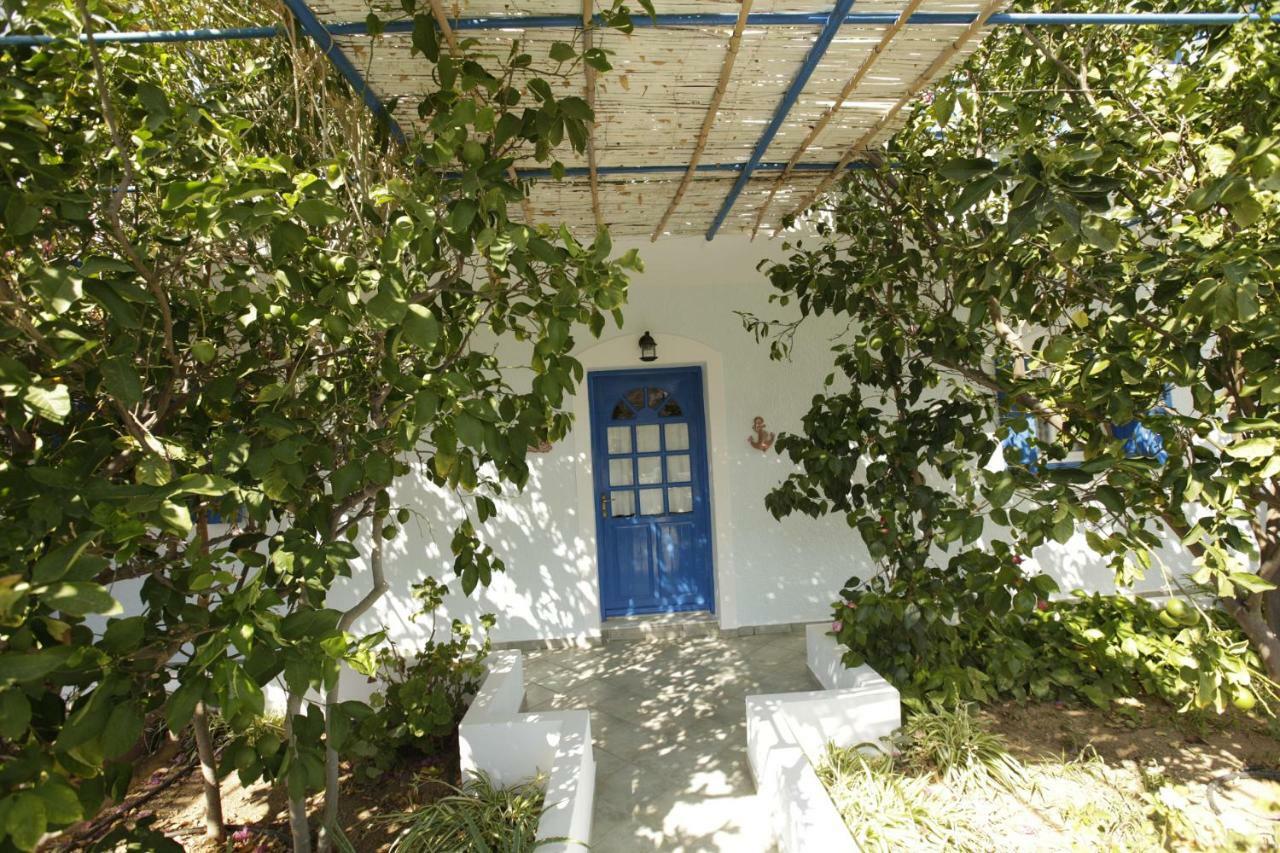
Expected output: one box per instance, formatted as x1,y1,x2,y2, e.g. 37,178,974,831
704,0,857,241
0,12,1265,47
277,0,406,146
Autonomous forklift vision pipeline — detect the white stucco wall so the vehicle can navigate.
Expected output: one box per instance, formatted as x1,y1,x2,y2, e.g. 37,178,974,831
326,233,1190,649
329,234,872,646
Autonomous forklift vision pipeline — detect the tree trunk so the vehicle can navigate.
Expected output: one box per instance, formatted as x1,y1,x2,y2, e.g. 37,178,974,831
191,702,224,840
285,690,313,853
1224,596,1280,682
191,511,226,840
316,527,389,853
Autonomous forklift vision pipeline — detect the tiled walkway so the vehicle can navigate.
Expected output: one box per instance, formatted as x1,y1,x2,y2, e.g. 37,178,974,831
522,632,819,852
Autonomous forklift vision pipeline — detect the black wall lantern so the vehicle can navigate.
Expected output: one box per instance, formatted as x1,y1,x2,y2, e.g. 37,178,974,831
638,331,658,362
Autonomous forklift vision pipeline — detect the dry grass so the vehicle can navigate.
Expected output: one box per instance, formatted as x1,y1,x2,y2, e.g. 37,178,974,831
818,702,1280,852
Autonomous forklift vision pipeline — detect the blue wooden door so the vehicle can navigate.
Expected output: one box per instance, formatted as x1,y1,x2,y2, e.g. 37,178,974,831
589,367,714,618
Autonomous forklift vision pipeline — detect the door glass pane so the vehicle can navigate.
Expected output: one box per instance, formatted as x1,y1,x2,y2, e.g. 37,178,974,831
636,424,660,453
668,486,693,514
638,488,664,516
609,458,633,487
624,388,645,409
610,491,635,517
611,402,635,420
664,422,689,451
607,426,632,455
659,400,683,417
647,388,668,409
637,456,662,485
666,454,691,483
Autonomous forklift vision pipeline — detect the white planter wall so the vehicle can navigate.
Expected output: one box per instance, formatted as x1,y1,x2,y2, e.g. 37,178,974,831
459,650,594,852
746,624,902,852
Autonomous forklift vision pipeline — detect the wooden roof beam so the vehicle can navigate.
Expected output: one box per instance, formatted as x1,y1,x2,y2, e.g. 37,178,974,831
583,0,603,232
786,0,1005,223
749,0,928,238
650,0,754,242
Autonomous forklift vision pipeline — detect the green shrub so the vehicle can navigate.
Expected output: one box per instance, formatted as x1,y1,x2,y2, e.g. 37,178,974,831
382,773,548,853
350,578,495,778
830,562,1274,712
900,704,1024,791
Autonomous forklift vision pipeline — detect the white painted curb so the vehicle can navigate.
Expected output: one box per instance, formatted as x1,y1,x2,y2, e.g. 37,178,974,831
745,624,901,852
459,649,594,852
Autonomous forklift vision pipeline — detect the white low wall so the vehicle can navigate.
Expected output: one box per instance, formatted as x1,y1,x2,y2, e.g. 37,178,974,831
459,650,594,852
746,625,901,852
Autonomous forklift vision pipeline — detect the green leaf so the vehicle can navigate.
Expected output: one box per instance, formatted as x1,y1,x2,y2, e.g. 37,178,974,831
159,501,193,536
1225,437,1276,460
4,193,40,235
1051,515,1074,545
448,199,478,233
402,304,441,351
270,221,308,261
1094,484,1125,514
1229,572,1276,594
162,180,209,209
295,198,345,228
949,174,1000,217
0,690,31,739
583,48,612,72
1013,587,1037,615
549,41,576,63
1230,196,1264,226
169,474,235,496
0,647,75,685
32,533,99,585
23,383,70,423
101,358,143,408
367,282,408,324
455,412,484,450
1080,217,1121,251
34,779,81,827
136,82,171,123
100,616,147,655
7,792,46,851
939,157,995,180
988,472,1014,508
41,582,120,617
332,462,362,499
102,701,144,758
165,679,205,733
136,453,172,486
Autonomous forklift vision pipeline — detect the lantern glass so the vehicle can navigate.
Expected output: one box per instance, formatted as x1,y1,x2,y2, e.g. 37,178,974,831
638,331,657,362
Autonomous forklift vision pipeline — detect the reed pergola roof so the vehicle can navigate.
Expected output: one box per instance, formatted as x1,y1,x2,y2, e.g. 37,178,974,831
309,1,1003,240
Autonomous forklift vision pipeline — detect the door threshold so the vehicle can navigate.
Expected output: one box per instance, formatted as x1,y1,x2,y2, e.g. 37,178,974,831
602,610,718,642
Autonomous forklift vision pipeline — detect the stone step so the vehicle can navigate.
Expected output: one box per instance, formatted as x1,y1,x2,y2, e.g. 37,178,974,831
601,611,719,643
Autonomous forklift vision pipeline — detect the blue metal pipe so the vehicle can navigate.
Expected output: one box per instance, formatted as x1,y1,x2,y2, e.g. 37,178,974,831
0,25,282,47
512,160,873,179
704,0,857,241
335,11,1263,31
277,0,406,146
0,11,1263,47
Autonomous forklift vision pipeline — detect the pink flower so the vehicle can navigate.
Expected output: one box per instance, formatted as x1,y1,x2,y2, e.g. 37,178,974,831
232,828,253,842
831,620,843,633
1036,599,1050,612
846,601,857,609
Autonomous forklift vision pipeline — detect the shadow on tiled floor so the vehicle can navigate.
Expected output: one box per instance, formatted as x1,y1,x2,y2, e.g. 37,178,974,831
523,633,818,852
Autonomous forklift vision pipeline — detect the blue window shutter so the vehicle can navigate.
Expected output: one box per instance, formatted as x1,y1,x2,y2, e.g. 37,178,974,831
997,383,1039,467
1111,385,1172,464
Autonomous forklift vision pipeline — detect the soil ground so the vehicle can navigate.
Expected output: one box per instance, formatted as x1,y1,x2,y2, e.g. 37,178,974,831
67,737,458,852
972,699,1278,849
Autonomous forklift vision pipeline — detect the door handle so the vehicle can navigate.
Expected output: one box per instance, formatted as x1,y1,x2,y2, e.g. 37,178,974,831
600,493,609,517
